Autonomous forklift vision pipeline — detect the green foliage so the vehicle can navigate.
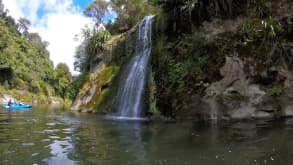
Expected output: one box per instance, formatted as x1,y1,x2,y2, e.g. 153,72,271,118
238,17,283,43
29,80,41,93
239,19,263,42
107,0,156,33
74,42,87,72
67,74,87,100
0,16,55,94
250,0,271,18
84,0,109,26
3,80,9,90
75,65,120,113
17,17,31,34
25,32,50,58
223,91,245,102
0,0,72,103
84,0,156,34
266,83,283,96
261,16,283,38
54,63,72,99
74,29,111,73
152,30,224,112
148,71,158,114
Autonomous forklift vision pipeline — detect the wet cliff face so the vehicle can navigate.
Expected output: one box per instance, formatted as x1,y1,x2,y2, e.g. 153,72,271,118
203,54,293,119
151,0,293,119
203,17,293,119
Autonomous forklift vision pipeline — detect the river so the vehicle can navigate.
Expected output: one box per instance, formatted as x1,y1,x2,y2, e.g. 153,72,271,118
1,106,293,165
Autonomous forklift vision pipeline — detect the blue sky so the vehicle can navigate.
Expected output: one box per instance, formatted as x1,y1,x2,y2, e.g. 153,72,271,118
2,0,102,74
35,0,93,18
73,0,93,9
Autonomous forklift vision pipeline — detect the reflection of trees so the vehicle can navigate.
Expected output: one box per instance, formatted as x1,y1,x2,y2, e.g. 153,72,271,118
246,124,293,165
72,120,150,165
114,122,150,165
71,121,119,164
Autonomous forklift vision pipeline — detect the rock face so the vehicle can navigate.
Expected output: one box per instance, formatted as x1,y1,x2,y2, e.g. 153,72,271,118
70,64,119,113
151,0,293,120
201,53,293,119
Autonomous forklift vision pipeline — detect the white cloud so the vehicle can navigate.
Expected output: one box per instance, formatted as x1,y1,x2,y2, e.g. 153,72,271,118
2,0,93,74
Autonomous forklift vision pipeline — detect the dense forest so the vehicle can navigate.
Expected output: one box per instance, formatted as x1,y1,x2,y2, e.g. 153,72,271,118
0,0,72,104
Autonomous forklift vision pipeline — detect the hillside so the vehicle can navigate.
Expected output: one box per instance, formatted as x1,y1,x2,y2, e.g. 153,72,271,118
0,1,71,104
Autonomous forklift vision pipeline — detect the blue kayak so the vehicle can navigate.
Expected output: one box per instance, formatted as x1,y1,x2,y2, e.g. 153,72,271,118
2,103,32,109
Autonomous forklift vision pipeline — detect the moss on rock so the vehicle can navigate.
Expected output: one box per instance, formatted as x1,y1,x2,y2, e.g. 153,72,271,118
72,65,119,113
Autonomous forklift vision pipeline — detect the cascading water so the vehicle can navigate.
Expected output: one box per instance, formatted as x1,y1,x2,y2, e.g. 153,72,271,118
114,16,154,119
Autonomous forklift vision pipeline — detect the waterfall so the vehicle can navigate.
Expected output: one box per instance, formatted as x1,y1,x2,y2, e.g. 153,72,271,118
115,16,154,119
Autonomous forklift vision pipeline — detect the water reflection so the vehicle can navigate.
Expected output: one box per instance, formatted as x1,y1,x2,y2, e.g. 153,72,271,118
1,108,293,165
0,107,77,165
43,138,76,165
113,121,150,165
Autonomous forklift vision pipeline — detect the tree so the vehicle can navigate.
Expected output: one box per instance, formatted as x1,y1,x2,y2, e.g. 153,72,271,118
74,28,111,73
108,0,155,33
17,17,31,34
0,0,4,16
74,42,87,73
84,0,109,27
84,0,155,34
25,32,50,57
55,63,72,100
66,74,86,100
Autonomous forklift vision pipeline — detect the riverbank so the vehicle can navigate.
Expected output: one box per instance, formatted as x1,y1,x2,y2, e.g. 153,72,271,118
0,87,70,106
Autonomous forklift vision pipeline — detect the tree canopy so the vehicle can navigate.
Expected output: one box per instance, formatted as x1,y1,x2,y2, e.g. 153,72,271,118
0,0,73,101
74,0,156,75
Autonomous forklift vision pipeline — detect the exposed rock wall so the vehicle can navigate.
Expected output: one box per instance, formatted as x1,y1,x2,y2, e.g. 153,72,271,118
177,40,293,120
203,55,282,119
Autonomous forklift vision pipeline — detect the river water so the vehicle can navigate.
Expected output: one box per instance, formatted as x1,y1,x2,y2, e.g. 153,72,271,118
1,106,293,165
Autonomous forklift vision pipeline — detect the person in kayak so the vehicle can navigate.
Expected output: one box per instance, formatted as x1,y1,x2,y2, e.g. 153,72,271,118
8,99,12,106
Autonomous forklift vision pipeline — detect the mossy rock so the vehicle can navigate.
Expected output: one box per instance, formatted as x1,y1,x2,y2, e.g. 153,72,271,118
265,83,283,96
223,91,246,102
78,65,120,113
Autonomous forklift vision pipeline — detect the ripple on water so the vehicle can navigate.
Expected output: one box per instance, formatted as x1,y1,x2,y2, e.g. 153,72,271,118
31,153,39,157
41,139,51,142
104,115,149,121
3,149,15,155
46,123,57,126
21,142,35,147
44,129,60,133
49,136,60,139
62,128,75,134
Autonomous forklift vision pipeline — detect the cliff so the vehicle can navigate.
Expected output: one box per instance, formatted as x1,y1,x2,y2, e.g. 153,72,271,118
72,0,293,120
151,0,293,120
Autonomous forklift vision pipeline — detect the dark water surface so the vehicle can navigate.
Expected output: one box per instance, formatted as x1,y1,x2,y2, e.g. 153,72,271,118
1,106,293,165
